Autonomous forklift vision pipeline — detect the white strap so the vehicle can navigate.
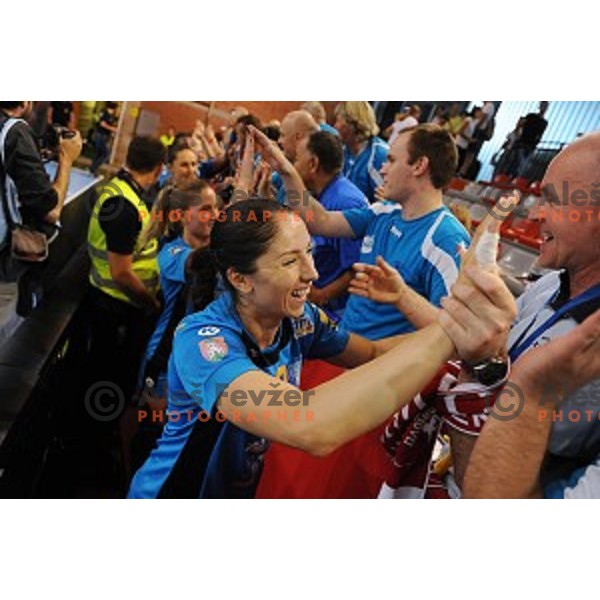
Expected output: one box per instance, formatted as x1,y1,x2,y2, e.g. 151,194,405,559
0,117,27,230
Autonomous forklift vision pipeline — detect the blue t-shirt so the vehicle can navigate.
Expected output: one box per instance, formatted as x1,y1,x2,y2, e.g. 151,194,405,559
313,175,368,320
145,237,192,361
342,136,388,203
341,202,471,340
128,291,350,499
138,237,191,397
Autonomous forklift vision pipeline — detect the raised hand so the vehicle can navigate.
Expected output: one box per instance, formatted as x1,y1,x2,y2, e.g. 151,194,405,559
439,264,517,363
248,125,291,174
458,191,519,277
254,161,273,199
234,131,255,196
349,256,407,305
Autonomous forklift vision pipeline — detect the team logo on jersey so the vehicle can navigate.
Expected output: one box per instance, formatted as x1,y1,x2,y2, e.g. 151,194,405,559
390,225,403,239
292,316,315,338
199,337,228,361
317,308,338,330
361,235,374,254
198,326,221,336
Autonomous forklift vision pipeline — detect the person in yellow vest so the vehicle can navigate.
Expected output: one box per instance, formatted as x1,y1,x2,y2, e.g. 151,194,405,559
159,126,175,148
86,136,165,413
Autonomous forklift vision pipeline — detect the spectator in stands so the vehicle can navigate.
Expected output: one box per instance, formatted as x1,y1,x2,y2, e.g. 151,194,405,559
159,126,176,148
191,119,225,161
464,308,600,498
301,101,338,136
513,101,549,176
456,106,484,176
273,110,319,204
0,101,82,288
386,104,422,145
334,101,389,203
444,103,464,139
279,110,319,164
459,101,497,179
430,105,448,127
127,198,516,498
372,131,600,498
49,101,75,129
293,130,369,320
90,102,119,176
458,130,600,498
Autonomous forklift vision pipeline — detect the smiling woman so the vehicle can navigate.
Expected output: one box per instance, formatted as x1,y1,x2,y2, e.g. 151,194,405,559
127,198,517,499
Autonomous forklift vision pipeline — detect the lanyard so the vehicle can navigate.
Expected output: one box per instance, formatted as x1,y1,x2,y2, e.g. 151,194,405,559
509,282,600,362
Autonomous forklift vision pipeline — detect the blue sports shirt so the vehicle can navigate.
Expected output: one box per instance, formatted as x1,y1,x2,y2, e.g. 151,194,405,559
341,202,471,340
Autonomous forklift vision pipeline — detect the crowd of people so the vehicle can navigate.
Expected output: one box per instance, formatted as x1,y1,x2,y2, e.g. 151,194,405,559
1,100,599,499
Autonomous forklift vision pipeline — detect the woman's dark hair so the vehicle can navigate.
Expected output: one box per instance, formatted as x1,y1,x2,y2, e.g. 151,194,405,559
187,198,293,310
167,139,194,165
235,114,262,130
186,246,218,312
147,179,213,242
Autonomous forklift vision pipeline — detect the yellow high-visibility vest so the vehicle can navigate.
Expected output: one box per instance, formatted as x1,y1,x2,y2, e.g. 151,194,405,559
87,176,159,305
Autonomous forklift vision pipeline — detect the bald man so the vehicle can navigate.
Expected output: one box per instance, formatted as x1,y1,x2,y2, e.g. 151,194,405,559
301,101,339,137
458,131,600,498
273,110,319,204
279,110,319,162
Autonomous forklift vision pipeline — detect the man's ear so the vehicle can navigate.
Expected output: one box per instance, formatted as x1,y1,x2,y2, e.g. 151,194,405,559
226,267,253,294
412,155,429,177
310,154,320,175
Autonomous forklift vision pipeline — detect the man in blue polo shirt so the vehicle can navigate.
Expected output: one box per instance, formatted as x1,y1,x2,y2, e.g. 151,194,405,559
293,130,368,321
334,101,389,204
253,123,470,340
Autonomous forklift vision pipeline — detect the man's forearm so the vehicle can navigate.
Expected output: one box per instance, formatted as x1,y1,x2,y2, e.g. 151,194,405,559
463,374,551,499
47,156,74,223
279,166,331,233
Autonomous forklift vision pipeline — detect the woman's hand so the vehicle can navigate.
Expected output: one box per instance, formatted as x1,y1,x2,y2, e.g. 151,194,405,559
439,263,517,364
